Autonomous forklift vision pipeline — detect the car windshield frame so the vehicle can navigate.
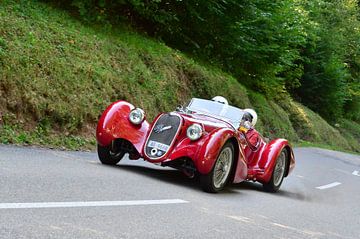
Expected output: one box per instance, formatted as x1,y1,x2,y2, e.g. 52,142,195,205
186,98,244,129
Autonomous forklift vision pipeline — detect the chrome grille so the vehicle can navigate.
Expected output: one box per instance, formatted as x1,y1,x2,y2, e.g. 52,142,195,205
145,113,181,159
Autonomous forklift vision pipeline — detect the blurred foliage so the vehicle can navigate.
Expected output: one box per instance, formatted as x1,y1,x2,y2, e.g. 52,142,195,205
337,119,360,151
293,0,360,122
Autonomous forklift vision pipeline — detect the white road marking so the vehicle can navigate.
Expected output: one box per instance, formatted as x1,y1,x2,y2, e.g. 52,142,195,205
272,222,297,230
227,215,254,224
257,214,269,219
352,170,360,176
316,182,342,190
272,223,325,237
0,199,188,209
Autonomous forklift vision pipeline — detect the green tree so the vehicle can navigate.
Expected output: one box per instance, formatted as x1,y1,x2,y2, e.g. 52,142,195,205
295,0,360,122
124,0,309,97
46,0,360,122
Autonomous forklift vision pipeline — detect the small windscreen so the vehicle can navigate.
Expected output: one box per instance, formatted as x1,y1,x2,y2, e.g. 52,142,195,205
187,98,244,128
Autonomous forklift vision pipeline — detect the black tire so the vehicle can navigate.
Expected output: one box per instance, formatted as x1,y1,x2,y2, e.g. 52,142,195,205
97,144,125,165
263,148,288,193
200,142,234,193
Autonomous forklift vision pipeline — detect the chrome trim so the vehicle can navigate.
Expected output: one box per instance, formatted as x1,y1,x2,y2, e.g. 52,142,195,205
186,123,203,141
154,125,173,133
128,108,145,125
144,112,182,160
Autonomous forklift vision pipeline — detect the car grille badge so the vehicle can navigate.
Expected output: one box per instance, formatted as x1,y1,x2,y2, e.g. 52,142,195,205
154,124,172,133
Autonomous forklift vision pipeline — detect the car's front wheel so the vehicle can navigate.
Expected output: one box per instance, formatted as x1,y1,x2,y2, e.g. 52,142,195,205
263,148,288,192
97,144,125,165
200,142,234,193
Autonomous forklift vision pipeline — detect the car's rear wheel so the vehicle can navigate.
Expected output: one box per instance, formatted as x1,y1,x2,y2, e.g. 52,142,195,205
97,143,125,165
263,148,288,192
200,142,234,193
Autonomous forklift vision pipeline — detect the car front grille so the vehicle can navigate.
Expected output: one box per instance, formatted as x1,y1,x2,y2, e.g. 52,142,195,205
145,113,182,159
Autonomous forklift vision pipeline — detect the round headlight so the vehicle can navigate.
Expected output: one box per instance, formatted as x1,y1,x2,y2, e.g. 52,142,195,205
129,108,145,125
187,124,203,141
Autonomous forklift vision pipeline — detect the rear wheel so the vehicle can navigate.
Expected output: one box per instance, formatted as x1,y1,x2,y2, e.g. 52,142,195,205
200,142,234,193
97,143,125,165
263,148,288,192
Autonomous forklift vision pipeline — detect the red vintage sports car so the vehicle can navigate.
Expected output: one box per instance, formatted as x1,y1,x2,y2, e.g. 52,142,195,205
96,97,295,193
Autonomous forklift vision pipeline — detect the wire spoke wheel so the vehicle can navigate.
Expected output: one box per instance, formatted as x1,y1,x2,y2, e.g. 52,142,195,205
273,151,286,187
263,148,288,193
213,147,233,189
200,142,234,193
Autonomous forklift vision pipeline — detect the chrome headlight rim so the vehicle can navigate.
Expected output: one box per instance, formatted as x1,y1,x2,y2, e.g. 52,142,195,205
187,123,203,141
129,108,145,125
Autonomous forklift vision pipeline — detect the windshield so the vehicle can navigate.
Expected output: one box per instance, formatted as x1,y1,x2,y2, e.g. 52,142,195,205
186,98,244,128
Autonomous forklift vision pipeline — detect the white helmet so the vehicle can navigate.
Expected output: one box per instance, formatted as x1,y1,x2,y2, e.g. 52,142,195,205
243,108,258,126
212,96,228,105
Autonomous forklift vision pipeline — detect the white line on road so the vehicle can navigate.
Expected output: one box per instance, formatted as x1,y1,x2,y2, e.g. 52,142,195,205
352,170,360,176
0,199,189,209
316,182,342,190
227,215,254,224
271,223,325,237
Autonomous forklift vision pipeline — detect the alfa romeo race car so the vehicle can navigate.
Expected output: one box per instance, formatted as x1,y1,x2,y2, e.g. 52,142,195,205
96,98,295,193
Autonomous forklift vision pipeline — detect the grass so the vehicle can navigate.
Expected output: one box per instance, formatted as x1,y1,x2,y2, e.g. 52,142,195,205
247,91,299,141
338,120,360,152
282,100,357,151
0,0,251,123
0,0,359,153
0,112,95,150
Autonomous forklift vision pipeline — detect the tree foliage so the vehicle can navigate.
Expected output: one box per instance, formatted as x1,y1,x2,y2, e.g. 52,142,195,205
294,0,360,121
47,0,360,122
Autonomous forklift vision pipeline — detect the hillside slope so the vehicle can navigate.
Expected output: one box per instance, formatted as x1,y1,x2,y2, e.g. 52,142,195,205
0,0,358,152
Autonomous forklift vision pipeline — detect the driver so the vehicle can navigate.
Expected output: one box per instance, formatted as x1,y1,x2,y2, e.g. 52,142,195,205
211,96,229,105
239,108,260,151
211,96,260,150
212,96,229,116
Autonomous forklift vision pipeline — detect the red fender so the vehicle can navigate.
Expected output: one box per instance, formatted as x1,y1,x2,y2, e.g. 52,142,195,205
166,137,202,162
232,147,248,184
96,101,150,155
194,128,247,182
255,138,294,183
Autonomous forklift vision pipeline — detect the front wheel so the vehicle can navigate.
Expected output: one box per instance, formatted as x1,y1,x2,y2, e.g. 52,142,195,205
97,144,125,165
200,142,234,193
263,148,288,192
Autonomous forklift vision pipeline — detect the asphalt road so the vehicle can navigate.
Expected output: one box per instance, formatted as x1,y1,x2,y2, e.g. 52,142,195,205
1,145,360,239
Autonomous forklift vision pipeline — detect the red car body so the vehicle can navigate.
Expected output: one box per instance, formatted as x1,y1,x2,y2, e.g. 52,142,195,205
96,100,295,191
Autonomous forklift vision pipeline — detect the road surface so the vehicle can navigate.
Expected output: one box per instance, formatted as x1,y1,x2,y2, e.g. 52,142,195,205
1,145,360,238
